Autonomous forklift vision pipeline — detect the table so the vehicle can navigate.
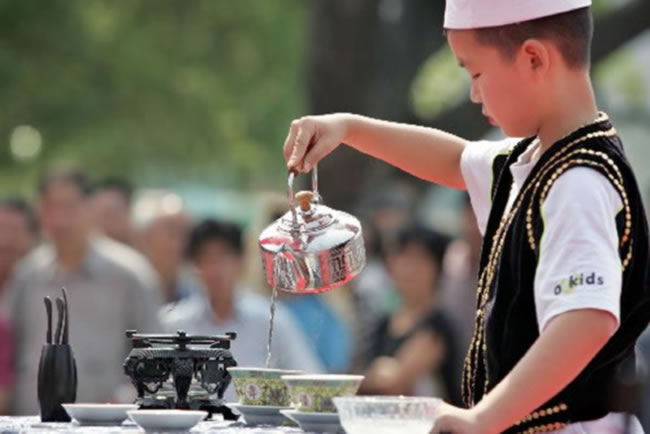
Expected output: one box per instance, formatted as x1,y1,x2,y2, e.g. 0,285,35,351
0,416,311,433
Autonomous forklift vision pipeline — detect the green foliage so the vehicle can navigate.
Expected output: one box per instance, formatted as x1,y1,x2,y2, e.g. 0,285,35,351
0,0,306,196
410,47,469,121
594,49,649,111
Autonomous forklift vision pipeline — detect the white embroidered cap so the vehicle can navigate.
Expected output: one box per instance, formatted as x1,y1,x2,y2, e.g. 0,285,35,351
444,0,592,30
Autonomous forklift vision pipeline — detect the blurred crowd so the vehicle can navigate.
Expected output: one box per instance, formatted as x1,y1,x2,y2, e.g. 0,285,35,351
1,166,649,429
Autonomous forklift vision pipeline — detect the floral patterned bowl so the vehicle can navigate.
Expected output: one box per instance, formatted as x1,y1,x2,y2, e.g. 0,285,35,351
281,374,364,413
228,367,302,406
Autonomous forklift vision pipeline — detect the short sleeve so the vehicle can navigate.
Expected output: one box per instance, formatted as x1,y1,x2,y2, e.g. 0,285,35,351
534,167,623,333
460,138,518,234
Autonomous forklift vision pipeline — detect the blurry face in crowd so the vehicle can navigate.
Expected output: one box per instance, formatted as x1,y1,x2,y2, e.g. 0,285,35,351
0,207,35,276
194,239,242,296
390,242,439,300
373,207,409,238
90,190,132,244
39,181,90,247
141,213,190,274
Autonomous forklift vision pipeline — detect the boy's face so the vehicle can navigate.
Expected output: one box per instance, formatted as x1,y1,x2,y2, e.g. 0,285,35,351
447,29,542,138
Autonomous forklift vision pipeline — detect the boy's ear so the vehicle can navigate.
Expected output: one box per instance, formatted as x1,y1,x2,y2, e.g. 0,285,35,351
520,39,549,73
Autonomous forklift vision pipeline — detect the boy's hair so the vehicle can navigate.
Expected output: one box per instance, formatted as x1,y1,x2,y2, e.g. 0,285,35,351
474,7,593,69
38,167,92,198
187,218,243,260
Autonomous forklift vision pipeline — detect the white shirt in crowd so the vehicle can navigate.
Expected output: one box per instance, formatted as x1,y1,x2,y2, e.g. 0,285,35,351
461,138,644,434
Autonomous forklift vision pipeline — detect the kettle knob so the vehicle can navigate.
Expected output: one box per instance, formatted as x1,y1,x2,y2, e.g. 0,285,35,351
295,191,314,212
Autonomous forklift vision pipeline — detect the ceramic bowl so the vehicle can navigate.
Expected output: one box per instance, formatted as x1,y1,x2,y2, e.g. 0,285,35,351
280,409,343,433
62,403,138,426
228,403,295,427
127,409,207,432
333,395,442,434
228,367,302,406
281,374,363,413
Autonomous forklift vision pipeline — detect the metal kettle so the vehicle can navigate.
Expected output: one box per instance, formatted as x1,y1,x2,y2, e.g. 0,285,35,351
259,166,366,293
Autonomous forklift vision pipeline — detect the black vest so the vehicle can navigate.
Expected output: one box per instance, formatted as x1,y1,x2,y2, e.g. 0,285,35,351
461,114,650,433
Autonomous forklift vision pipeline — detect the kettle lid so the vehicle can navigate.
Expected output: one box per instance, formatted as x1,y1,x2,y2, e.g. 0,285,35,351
259,170,361,254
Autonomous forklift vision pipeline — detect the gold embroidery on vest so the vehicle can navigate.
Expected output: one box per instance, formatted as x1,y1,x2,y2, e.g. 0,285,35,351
461,119,618,407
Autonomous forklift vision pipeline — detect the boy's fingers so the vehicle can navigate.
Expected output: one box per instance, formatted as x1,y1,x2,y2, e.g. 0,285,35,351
289,120,314,169
283,120,299,163
303,138,336,172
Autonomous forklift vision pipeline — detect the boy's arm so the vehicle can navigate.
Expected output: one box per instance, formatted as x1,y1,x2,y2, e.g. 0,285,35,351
432,308,617,434
284,114,468,190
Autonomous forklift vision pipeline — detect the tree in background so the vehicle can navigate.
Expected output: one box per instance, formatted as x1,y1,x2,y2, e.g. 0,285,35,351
0,0,306,195
0,0,647,209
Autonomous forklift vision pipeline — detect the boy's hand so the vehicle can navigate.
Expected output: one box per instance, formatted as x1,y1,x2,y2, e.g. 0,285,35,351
283,114,351,173
430,403,486,434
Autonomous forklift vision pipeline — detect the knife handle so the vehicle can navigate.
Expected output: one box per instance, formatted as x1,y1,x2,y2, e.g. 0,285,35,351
54,297,64,345
44,297,53,344
61,288,69,345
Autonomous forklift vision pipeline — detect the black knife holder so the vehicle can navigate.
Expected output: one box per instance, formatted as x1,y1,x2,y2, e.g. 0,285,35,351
37,343,77,422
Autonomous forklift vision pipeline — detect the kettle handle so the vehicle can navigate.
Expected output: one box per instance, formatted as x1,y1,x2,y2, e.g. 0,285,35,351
288,164,319,226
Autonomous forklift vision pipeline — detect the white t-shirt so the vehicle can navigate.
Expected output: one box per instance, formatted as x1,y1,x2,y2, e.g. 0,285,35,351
461,138,643,434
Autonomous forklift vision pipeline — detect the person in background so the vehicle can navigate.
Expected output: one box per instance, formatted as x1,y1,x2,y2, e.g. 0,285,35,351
0,197,38,415
6,168,161,414
89,177,135,246
0,319,12,415
357,224,461,405
349,186,415,363
439,194,482,366
0,197,39,304
349,218,393,374
133,191,197,305
281,290,353,373
161,218,322,402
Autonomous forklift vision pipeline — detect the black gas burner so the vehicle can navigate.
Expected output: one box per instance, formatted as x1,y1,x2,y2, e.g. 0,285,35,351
123,330,238,419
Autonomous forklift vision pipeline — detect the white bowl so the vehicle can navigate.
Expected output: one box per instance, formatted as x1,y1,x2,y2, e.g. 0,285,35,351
333,396,442,434
280,409,343,433
127,409,207,432
62,403,138,426
227,403,293,426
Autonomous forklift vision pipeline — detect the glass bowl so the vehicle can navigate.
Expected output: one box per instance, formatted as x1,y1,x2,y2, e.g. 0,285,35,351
333,395,442,434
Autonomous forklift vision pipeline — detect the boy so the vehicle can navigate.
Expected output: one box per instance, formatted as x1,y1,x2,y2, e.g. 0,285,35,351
282,1,650,433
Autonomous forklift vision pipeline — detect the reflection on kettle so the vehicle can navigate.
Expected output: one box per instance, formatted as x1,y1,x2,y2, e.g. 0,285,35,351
259,165,366,294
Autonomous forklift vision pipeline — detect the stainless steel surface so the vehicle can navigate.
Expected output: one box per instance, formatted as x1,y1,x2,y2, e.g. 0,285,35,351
259,165,366,294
